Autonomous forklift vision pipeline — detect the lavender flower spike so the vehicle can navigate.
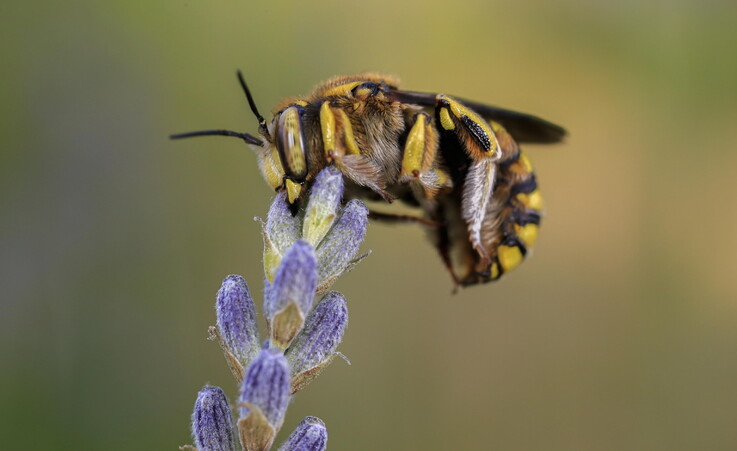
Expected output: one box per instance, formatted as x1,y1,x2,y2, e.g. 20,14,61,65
266,240,318,348
217,275,260,367
277,416,328,451
302,166,343,247
191,385,237,451
286,291,348,393
315,199,369,293
238,349,291,451
263,192,301,283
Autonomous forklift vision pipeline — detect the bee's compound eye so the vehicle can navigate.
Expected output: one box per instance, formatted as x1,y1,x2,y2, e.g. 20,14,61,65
275,106,308,181
351,82,380,99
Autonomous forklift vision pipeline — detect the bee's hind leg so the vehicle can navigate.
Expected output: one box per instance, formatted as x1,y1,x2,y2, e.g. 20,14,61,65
434,94,504,267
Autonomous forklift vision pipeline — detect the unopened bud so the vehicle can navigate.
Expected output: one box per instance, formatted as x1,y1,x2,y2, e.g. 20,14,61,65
286,291,348,393
216,275,260,366
238,349,291,451
315,199,368,292
191,385,236,451
277,416,328,451
265,240,317,348
302,167,343,247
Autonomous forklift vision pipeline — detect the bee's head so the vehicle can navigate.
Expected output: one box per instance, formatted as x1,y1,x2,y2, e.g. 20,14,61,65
233,71,308,205
168,71,294,193
168,72,315,206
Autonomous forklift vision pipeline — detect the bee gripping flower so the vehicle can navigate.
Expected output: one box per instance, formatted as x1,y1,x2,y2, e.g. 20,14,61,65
302,166,343,247
216,275,260,368
286,291,348,393
190,385,237,451
277,416,328,451
238,348,291,451
315,199,369,293
265,240,318,348
183,167,372,450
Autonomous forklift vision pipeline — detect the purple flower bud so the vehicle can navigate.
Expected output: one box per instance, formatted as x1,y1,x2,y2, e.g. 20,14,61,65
278,416,328,451
303,167,344,247
315,199,368,287
216,275,260,365
265,240,317,320
239,348,291,430
191,385,236,451
286,291,348,378
264,192,301,282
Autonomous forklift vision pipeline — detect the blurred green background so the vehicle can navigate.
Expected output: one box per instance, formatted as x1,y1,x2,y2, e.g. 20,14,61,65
2,0,736,449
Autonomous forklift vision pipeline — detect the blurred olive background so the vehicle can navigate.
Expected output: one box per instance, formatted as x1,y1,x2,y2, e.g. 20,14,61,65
2,1,737,449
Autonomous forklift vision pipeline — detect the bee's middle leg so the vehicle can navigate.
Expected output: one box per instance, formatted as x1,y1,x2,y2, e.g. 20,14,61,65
367,210,442,227
399,111,452,200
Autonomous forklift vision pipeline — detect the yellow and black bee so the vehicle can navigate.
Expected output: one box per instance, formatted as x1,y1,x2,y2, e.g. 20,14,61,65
172,73,565,287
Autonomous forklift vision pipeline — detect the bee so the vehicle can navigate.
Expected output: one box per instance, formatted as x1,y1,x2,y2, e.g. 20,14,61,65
171,72,565,287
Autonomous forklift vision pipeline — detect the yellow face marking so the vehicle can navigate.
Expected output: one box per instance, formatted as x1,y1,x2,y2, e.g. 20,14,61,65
439,107,455,130
401,117,427,177
321,82,362,97
515,223,539,247
260,148,285,189
516,189,544,211
335,109,360,155
320,101,337,158
285,179,303,204
498,245,523,272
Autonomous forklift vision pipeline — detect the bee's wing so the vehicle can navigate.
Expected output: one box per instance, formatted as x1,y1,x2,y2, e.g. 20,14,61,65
388,90,566,144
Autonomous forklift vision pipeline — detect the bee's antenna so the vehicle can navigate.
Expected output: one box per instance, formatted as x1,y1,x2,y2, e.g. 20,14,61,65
236,70,268,135
169,129,264,146
169,72,270,147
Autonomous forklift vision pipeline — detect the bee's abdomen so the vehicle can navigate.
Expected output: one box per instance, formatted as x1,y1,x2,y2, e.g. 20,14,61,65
485,149,543,281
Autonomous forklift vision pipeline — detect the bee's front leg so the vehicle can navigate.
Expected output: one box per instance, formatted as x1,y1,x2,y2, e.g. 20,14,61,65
435,95,502,266
318,101,393,201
